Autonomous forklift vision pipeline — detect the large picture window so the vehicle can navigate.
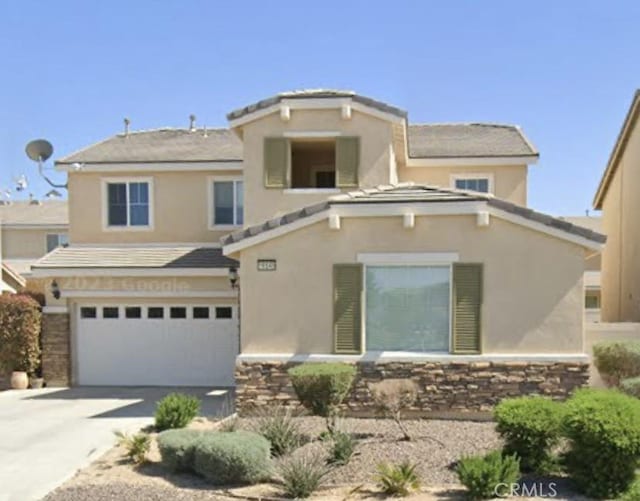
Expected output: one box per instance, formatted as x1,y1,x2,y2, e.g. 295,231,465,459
365,265,450,352
213,179,243,226
106,180,151,227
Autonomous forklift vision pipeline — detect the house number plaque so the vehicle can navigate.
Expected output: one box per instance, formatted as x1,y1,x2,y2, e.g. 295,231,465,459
257,259,277,271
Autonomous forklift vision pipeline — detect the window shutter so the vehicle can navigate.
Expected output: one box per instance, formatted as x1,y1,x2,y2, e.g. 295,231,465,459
336,137,359,187
452,263,483,354
333,263,363,354
264,137,288,188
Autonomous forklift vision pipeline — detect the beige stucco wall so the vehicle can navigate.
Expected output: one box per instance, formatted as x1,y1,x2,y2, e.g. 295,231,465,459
397,164,528,205
600,117,640,321
237,215,586,355
239,109,395,225
67,169,241,244
1,228,66,259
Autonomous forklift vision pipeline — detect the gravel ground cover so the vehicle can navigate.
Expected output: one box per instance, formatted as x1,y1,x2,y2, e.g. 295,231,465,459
43,417,589,501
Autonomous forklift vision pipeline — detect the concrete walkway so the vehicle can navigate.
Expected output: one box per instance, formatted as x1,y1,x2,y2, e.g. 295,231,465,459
0,386,233,501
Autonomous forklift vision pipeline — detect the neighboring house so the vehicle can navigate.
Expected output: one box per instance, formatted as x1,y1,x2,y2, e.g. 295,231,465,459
560,215,602,322
32,90,604,413
593,90,640,322
0,199,69,292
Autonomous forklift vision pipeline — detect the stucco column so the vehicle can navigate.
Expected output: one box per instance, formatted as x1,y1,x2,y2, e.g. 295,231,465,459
42,313,71,387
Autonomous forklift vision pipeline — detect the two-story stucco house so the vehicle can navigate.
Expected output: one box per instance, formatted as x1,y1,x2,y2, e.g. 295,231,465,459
33,90,604,413
0,199,68,292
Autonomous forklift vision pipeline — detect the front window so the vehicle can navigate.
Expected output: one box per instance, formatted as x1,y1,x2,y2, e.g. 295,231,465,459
365,265,450,352
585,292,600,310
290,139,336,189
454,177,490,193
213,180,243,226
46,233,69,253
106,181,150,227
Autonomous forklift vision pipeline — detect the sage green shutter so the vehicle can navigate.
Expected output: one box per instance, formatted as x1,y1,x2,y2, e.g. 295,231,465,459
336,137,359,187
264,137,288,188
452,263,483,354
333,264,363,354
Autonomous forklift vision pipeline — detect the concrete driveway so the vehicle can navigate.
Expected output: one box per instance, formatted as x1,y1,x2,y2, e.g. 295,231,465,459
0,386,233,501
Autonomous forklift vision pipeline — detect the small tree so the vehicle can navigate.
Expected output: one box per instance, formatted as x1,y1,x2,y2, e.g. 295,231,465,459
288,362,356,433
0,295,41,373
370,379,418,441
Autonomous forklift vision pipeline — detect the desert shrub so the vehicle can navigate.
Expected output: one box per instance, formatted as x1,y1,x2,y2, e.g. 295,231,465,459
0,295,41,373
288,362,356,432
494,396,564,473
155,393,201,431
457,450,520,500
376,460,421,497
328,431,356,465
114,431,151,465
157,429,204,472
193,431,271,485
370,379,418,441
279,450,331,499
593,341,640,387
254,406,305,457
562,388,640,498
621,376,640,398
218,416,239,432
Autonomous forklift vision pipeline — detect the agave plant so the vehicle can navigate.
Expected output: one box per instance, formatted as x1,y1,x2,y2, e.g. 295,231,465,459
376,460,421,497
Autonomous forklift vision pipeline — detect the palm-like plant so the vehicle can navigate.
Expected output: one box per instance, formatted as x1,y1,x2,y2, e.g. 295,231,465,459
376,460,421,497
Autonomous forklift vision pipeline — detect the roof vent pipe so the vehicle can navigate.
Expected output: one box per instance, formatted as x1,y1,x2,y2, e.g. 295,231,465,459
123,118,130,136
189,114,196,131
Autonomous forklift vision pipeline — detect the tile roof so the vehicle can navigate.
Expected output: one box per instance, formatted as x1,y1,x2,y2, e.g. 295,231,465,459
227,89,408,121
221,184,606,248
407,124,537,158
559,216,602,233
56,128,243,164
33,246,237,269
0,200,68,226
2,262,26,288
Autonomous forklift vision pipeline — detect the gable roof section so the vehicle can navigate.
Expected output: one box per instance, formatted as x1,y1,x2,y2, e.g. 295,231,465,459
559,215,602,233
2,262,26,289
227,89,408,122
593,90,640,209
32,246,237,275
407,124,538,158
222,184,605,254
0,200,68,227
56,128,243,164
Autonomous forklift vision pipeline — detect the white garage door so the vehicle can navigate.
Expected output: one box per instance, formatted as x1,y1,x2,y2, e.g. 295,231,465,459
76,304,238,386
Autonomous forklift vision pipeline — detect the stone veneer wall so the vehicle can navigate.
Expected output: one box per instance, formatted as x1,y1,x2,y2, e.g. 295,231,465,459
42,313,71,387
235,360,590,416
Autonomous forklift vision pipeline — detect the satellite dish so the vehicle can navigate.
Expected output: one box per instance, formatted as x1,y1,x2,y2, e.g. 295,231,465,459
25,139,53,163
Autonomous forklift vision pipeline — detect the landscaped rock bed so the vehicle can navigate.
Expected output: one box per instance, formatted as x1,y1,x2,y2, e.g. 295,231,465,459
44,416,588,500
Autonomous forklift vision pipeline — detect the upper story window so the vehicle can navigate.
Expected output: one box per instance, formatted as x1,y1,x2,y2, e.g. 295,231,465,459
264,136,359,191
103,178,153,229
211,178,243,228
46,233,69,253
451,174,493,194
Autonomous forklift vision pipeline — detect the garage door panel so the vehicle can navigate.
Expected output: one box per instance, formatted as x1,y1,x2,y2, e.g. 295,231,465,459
76,305,237,387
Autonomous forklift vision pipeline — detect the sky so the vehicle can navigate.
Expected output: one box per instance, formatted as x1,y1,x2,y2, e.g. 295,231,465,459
0,1,638,216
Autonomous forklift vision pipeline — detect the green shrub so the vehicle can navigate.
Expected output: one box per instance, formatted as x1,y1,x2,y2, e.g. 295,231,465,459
456,450,520,500
621,377,640,398
155,393,201,431
376,460,421,497
114,431,151,465
279,451,331,499
157,429,204,472
288,363,356,431
0,295,41,373
328,431,356,465
593,341,640,387
621,478,640,501
563,388,640,498
193,431,271,485
494,396,564,473
254,406,305,457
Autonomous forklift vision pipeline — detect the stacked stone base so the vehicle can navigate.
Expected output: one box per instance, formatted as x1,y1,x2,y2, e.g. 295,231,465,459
235,360,589,416
42,313,71,387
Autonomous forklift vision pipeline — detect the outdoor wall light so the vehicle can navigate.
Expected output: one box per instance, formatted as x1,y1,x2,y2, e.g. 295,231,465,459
50,280,61,300
228,267,239,289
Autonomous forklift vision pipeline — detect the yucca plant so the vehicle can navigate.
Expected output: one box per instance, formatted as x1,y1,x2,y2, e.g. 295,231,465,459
279,451,331,499
114,430,151,465
376,460,421,497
